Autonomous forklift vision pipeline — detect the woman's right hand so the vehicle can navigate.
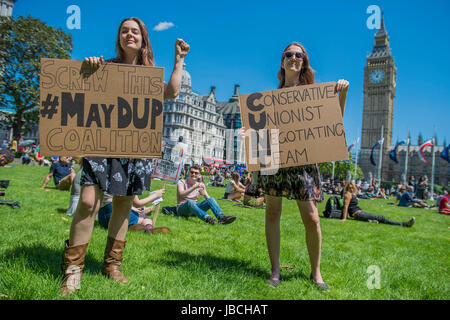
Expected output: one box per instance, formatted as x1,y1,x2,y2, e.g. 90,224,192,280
84,56,104,66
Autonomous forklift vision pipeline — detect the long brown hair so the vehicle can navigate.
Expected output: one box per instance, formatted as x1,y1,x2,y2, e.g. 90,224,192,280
115,17,155,66
277,42,314,88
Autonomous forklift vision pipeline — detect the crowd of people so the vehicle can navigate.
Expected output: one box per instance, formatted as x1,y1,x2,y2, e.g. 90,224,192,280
0,16,448,297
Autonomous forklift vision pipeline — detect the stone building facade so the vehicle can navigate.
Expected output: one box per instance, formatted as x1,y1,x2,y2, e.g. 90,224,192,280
162,63,243,165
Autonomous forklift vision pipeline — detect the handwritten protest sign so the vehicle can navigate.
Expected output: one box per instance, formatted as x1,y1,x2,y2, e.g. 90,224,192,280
39,58,164,158
239,82,348,172
152,138,187,182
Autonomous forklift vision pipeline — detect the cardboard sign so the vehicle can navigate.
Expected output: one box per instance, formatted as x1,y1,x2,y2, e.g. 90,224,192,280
152,138,188,182
239,82,349,172
39,58,164,158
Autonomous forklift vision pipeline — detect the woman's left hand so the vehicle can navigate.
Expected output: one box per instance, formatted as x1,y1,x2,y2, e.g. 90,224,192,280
335,79,349,94
175,38,190,59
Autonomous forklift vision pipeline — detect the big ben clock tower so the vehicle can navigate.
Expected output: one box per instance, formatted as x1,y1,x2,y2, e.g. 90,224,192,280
359,14,397,180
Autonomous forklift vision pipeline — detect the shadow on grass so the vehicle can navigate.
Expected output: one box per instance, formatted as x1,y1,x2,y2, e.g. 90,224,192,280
157,249,309,281
1,244,102,280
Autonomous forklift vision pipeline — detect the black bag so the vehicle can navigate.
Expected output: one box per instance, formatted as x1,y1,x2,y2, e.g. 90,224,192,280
323,196,343,219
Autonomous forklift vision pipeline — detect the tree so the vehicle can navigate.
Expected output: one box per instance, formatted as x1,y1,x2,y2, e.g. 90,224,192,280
319,153,364,181
0,15,72,140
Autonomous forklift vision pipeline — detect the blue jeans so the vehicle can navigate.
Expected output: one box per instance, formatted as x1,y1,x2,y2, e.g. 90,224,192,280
98,202,139,229
177,198,224,222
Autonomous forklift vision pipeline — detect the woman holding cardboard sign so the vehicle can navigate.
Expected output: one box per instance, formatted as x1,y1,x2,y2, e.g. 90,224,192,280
60,17,189,295
240,42,349,290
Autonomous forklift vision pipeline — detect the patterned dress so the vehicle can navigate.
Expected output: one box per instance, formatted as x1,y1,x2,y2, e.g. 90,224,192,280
81,157,154,196
255,164,323,202
80,58,155,196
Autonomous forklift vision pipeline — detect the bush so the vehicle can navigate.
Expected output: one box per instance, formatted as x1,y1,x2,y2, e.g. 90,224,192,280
380,181,398,189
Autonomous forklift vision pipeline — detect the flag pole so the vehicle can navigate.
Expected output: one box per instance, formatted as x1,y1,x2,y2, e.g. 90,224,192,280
354,138,359,180
430,136,436,201
377,125,384,185
332,161,335,182
403,134,410,185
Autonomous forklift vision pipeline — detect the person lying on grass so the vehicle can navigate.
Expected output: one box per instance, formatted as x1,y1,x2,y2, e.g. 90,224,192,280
243,184,265,208
341,182,415,227
98,188,170,234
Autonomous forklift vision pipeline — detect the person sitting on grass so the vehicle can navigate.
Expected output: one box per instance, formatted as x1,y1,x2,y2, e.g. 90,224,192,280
40,156,76,191
98,187,170,234
21,146,32,165
0,148,14,167
224,171,245,201
176,165,236,225
394,185,406,205
438,189,450,215
243,184,265,208
341,182,415,227
398,186,428,208
210,171,225,187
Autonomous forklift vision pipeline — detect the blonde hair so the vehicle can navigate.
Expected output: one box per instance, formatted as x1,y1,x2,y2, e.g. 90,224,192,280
344,182,357,195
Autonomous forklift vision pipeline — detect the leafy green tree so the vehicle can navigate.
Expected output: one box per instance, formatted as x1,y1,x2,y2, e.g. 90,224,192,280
319,153,364,180
0,15,72,140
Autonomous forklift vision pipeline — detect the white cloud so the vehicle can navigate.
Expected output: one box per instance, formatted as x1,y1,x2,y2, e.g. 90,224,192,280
152,22,175,31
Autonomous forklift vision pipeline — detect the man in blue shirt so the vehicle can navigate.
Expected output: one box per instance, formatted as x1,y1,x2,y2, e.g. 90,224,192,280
40,156,75,190
398,186,427,208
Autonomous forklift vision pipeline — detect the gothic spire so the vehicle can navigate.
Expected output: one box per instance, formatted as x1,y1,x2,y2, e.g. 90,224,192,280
375,9,387,38
369,10,391,58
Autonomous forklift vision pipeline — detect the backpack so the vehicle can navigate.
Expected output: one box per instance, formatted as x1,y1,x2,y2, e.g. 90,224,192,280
323,196,343,219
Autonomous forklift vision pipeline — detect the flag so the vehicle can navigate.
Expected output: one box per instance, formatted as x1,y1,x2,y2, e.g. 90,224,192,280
418,140,433,166
441,144,450,163
347,142,355,152
348,137,360,152
389,140,406,164
370,139,383,166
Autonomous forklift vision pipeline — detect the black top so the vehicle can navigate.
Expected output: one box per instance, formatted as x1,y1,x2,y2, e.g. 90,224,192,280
348,195,362,217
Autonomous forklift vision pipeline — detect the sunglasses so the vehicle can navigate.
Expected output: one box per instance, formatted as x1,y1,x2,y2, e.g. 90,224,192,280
190,171,200,175
284,51,305,59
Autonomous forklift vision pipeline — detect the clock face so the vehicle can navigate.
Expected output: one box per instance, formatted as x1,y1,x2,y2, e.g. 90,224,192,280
369,69,385,84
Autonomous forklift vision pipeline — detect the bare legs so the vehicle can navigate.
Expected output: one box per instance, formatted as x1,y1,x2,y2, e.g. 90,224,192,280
108,195,133,240
69,184,132,246
296,200,323,284
69,185,102,246
265,195,282,280
265,195,324,283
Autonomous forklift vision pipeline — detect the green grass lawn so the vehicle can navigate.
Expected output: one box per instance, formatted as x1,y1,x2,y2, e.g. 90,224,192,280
0,164,449,300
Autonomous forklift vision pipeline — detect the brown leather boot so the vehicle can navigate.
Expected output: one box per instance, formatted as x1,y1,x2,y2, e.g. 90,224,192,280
101,236,129,284
60,240,88,295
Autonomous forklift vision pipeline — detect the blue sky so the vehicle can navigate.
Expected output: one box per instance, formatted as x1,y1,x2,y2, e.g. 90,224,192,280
13,0,450,148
